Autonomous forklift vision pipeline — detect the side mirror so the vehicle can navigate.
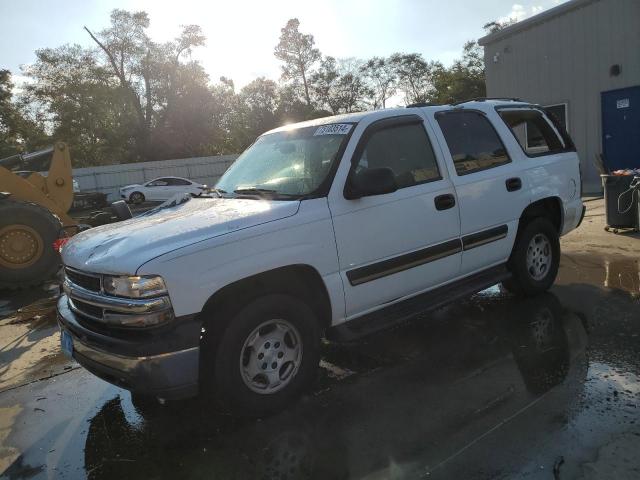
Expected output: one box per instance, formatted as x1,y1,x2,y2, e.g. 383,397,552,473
347,167,398,199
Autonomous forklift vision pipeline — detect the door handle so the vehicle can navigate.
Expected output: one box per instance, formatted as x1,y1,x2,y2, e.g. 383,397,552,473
505,177,522,192
434,194,456,211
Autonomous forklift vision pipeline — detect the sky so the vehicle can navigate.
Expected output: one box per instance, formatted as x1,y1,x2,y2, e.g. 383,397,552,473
0,0,567,89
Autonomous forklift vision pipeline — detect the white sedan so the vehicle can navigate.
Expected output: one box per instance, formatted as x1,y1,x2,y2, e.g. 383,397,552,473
120,177,207,204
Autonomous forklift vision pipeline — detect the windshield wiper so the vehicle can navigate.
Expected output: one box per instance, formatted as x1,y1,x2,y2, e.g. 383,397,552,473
232,187,301,200
211,188,227,198
233,187,279,197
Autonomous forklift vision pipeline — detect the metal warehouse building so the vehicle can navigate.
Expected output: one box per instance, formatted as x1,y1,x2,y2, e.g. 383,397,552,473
479,0,640,193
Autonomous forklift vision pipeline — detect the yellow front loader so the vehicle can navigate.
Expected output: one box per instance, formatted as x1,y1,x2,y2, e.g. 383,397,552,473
0,142,77,289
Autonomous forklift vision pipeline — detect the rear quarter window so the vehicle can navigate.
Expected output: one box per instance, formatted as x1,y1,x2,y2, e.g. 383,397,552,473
498,108,572,157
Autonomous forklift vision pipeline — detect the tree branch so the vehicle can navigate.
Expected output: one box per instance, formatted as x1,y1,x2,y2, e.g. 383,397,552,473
84,26,122,80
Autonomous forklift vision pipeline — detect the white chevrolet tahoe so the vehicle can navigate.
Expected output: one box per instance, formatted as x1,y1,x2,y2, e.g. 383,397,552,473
58,99,585,414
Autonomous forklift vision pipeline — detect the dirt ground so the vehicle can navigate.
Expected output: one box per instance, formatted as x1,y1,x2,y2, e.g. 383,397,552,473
562,197,639,255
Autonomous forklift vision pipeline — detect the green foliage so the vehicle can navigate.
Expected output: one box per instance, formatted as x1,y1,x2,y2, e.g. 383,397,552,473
360,57,397,109
431,41,486,104
389,53,445,105
274,18,321,106
483,18,518,34
0,70,46,158
2,12,489,166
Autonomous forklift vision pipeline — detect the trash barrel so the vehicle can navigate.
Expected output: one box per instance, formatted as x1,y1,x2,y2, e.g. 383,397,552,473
601,175,638,228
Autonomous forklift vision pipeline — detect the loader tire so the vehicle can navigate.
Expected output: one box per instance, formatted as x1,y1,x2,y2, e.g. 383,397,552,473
0,200,63,289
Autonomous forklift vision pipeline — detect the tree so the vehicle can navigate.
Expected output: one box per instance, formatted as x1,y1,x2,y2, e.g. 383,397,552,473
274,18,321,107
83,9,205,160
21,44,141,166
275,84,319,124
310,57,372,114
0,70,46,157
483,18,518,34
390,53,443,105
360,57,397,109
238,77,280,140
309,56,340,114
149,61,216,160
431,41,486,104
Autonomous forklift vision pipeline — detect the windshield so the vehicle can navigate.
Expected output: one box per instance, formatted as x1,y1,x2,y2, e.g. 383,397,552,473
215,123,353,198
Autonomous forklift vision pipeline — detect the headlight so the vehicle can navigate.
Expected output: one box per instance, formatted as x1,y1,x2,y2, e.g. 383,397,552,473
103,275,168,298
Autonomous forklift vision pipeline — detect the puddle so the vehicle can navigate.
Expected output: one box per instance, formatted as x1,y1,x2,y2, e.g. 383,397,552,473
560,253,640,297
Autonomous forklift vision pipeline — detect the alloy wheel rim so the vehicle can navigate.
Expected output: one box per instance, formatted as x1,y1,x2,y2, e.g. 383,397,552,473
239,319,303,394
526,233,552,281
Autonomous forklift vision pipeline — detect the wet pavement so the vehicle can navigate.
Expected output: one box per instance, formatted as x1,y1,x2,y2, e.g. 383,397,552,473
1,253,639,479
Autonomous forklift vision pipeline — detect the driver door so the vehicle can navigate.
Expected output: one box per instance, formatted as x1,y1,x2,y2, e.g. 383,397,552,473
328,115,461,319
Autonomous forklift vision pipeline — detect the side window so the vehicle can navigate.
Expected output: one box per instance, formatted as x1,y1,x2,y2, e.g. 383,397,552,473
166,178,191,186
354,123,441,189
436,111,511,176
147,179,168,187
545,104,567,131
498,109,565,156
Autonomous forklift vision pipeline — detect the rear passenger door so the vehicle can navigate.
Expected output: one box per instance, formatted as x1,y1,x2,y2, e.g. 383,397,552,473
431,110,528,275
165,177,194,197
144,179,169,200
329,115,461,318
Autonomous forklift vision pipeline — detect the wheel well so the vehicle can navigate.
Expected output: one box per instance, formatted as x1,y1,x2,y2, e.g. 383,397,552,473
519,197,563,233
199,265,332,338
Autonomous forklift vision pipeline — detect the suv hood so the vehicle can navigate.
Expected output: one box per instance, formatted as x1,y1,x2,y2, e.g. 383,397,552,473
62,198,300,274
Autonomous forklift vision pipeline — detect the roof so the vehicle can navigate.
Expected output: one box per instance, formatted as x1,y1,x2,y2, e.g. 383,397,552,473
263,100,535,136
265,109,413,135
478,0,598,45
266,111,371,134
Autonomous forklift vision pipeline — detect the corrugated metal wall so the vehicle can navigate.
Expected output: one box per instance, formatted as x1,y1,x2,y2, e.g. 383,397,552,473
481,0,640,192
73,154,238,201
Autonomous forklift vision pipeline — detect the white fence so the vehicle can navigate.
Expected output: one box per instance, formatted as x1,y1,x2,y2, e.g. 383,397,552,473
72,154,239,201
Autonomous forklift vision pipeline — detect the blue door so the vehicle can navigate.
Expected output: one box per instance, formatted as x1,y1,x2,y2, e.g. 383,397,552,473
602,86,640,171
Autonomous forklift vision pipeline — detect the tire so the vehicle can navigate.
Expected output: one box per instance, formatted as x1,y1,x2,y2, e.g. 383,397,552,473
0,200,62,289
129,191,145,204
502,217,560,297
205,294,321,416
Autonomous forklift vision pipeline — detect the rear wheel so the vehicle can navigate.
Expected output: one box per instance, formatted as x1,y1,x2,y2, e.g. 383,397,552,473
204,294,321,416
502,217,560,296
0,200,62,289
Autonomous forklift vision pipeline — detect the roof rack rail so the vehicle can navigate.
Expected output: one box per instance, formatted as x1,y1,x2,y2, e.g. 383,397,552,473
451,97,522,106
406,102,439,108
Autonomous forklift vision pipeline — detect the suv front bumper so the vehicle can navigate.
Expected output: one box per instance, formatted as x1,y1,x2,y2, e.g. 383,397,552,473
57,295,200,399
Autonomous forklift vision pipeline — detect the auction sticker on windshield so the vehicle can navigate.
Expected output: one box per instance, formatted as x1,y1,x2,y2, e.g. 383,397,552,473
314,124,352,136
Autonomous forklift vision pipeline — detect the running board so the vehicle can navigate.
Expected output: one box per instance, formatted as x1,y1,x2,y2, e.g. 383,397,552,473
327,265,511,342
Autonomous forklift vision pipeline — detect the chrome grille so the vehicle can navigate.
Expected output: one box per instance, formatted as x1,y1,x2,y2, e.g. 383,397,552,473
69,298,103,321
65,268,101,292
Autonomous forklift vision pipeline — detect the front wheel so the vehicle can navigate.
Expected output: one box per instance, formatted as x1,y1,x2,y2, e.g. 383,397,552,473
502,217,560,296
205,294,321,416
129,191,145,204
